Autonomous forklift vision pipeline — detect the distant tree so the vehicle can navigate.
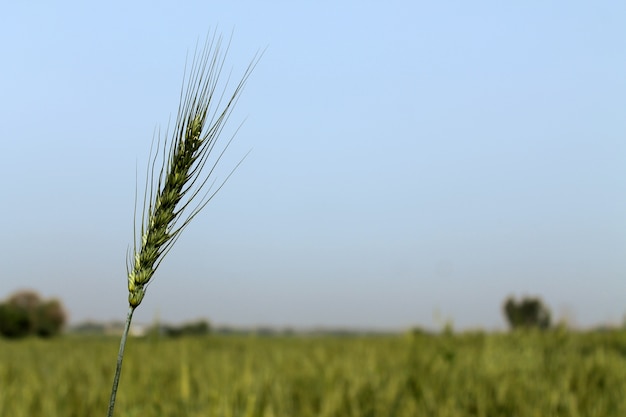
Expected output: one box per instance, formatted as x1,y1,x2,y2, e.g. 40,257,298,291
0,290,67,338
8,290,41,307
153,319,212,338
8,290,41,334
503,296,551,330
0,302,30,338
36,299,67,337
179,320,211,336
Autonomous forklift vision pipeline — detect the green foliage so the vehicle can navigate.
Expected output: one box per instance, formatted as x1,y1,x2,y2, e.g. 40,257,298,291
36,300,66,337
503,295,551,330
2,331,626,416
0,303,30,338
0,291,67,338
149,319,212,338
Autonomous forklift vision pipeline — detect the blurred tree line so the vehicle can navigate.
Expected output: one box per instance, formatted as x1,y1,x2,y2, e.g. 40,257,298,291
0,290,556,338
147,319,211,338
0,290,67,338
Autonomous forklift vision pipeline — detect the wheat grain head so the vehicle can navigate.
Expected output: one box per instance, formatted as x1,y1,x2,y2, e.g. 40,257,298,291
127,32,260,308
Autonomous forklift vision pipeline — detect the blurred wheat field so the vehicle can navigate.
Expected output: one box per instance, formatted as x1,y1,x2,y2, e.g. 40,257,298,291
2,331,626,417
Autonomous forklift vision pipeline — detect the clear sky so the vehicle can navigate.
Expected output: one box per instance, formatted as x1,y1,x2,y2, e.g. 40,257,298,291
1,1,625,331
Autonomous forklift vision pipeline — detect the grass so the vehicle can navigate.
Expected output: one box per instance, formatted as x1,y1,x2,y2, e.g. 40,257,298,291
108,31,260,416
2,330,626,416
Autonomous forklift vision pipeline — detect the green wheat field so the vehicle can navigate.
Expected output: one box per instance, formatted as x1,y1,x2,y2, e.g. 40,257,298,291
2,330,626,417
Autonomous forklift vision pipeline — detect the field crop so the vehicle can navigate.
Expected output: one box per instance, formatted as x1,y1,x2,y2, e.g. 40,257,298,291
1,330,626,416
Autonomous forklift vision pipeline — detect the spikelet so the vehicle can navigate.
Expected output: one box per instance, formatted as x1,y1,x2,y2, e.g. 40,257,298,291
127,33,259,308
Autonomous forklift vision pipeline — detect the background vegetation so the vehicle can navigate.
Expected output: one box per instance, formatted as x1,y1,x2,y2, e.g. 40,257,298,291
503,295,552,330
2,330,626,417
0,290,66,338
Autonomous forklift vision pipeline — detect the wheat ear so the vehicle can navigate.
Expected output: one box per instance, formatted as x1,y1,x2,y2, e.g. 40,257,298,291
107,33,260,417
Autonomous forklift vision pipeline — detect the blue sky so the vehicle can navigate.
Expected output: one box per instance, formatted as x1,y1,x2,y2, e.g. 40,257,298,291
1,1,625,330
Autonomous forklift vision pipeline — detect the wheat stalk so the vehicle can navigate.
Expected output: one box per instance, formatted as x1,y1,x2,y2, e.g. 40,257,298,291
107,32,260,417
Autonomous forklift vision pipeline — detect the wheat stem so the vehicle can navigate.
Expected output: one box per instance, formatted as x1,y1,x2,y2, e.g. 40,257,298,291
106,306,134,417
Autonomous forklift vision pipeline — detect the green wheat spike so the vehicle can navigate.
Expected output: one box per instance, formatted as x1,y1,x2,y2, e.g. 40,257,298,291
106,31,261,417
